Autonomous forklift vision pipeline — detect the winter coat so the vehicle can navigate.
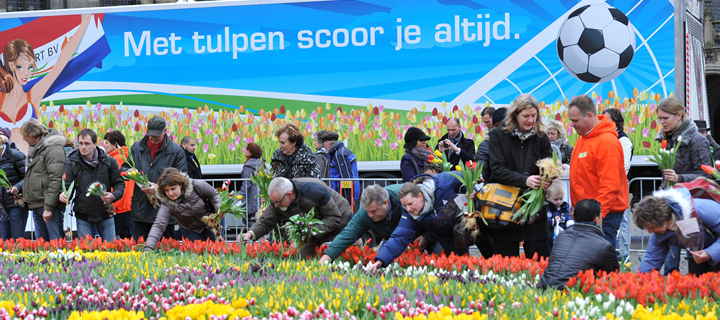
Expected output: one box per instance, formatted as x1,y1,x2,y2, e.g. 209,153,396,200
639,188,720,273
247,178,352,241
569,115,629,217
63,148,125,223
545,200,573,247
655,119,712,189
400,153,426,182
23,133,67,211
540,222,619,290
618,131,633,176
324,184,404,260
550,140,573,164
240,157,262,215
0,142,25,210
328,142,360,200
107,146,135,214
474,130,492,181
271,144,320,179
435,132,476,167
707,135,720,162
487,127,552,242
145,178,220,250
185,150,203,179
126,135,188,224
375,173,464,266
315,148,330,180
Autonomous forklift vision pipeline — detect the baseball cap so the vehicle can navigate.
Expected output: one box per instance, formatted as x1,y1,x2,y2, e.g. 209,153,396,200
146,116,167,137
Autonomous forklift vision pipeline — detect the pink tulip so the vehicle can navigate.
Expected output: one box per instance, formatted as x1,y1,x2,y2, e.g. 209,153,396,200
642,128,649,138
310,111,317,120
375,139,383,147
214,135,220,145
229,143,236,152
205,128,212,136
234,136,242,144
389,142,398,150
203,144,209,152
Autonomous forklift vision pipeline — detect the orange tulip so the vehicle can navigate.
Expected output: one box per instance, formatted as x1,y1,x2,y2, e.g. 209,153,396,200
248,116,254,124
138,114,144,121
197,107,202,114
273,108,279,115
204,105,210,113
185,117,191,125
78,106,84,114
208,112,214,122
159,111,166,118
633,88,639,97
317,106,323,115
394,113,400,121
103,108,109,115
122,119,128,127
608,91,615,99
661,140,667,149
360,133,367,141
111,104,117,112
239,105,245,113
655,94,662,102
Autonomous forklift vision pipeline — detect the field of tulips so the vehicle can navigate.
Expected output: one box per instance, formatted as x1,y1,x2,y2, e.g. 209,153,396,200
41,88,668,165
0,237,717,320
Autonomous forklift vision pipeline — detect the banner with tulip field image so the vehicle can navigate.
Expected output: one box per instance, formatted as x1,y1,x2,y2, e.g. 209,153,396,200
0,0,676,164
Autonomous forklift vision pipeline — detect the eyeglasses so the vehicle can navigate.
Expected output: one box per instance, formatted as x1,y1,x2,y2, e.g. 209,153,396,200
273,192,289,206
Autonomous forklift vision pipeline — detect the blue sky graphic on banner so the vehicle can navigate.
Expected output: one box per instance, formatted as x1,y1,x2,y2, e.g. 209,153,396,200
0,0,675,109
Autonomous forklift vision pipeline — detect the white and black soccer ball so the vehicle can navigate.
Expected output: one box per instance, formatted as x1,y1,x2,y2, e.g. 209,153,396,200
556,3,636,83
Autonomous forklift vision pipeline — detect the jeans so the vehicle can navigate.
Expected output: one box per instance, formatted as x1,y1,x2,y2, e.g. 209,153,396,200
32,207,64,241
179,228,215,242
133,221,175,242
617,208,631,261
0,207,28,240
77,218,116,242
602,211,623,253
662,245,681,275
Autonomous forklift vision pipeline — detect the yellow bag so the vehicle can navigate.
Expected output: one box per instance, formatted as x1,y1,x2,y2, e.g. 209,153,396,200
477,184,523,229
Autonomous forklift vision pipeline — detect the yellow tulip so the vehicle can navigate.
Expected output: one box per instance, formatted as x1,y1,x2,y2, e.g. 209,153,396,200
455,165,462,171
236,195,243,200
208,154,217,159
434,150,442,157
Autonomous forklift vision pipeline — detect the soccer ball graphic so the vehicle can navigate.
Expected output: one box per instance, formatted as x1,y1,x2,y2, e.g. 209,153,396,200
556,3,636,83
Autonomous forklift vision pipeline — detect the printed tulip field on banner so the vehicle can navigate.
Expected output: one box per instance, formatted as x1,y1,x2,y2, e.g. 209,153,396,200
40,89,668,166
0,237,717,320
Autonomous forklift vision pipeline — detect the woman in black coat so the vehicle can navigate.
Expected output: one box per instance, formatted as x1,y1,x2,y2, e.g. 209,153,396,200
487,94,553,258
0,134,27,240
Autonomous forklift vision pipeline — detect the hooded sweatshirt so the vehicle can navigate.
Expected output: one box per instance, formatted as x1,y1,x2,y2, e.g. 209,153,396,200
569,115,629,217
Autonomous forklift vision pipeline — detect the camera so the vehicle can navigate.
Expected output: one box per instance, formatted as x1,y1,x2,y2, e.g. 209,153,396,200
443,141,450,148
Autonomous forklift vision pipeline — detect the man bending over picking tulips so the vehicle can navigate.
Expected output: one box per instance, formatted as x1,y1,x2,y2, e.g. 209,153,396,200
242,177,352,258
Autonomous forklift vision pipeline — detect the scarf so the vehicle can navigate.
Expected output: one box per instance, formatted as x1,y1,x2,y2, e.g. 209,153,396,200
82,148,99,168
409,146,433,164
148,136,163,161
511,127,535,141
448,131,464,147
550,139,564,161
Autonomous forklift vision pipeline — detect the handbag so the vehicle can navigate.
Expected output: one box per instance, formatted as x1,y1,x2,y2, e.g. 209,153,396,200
476,183,523,229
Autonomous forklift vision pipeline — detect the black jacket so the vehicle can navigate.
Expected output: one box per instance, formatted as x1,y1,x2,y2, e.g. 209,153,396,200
125,135,188,224
0,142,25,210
63,148,125,223
435,132,476,167
487,128,552,242
185,150,202,179
540,223,619,290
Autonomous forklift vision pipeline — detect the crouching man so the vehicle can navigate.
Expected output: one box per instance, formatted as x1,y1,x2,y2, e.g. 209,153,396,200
242,177,352,258
540,199,619,290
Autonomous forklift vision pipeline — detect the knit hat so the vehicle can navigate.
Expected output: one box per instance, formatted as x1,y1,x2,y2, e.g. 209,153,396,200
320,131,340,142
404,127,431,144
492,108,507,126
0,127,10,138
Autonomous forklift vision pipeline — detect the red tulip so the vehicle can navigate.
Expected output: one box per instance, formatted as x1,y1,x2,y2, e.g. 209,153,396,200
63,173,67,180
701,164,715,175
642,141,651,149
661,140,667,149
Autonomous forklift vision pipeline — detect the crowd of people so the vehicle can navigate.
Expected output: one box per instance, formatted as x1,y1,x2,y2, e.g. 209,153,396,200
1,93,719,290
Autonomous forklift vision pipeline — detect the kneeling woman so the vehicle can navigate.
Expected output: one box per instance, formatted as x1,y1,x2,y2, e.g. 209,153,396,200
367,172,468,271
144,167,221,251
634,187,720,275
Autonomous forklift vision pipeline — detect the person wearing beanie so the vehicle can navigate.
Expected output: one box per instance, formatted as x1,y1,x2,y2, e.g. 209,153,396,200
321,131,360,206
400,127,432,182
312,131,331,180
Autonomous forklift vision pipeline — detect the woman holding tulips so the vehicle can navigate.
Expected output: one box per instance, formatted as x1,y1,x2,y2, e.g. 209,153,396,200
144,167,220,251
487,94,552,258
654,97,712,274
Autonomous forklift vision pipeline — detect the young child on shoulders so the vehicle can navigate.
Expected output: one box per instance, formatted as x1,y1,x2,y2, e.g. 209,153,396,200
545,180,573,249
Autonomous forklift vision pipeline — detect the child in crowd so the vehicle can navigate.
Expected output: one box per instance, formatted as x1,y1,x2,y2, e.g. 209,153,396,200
545,180,573,249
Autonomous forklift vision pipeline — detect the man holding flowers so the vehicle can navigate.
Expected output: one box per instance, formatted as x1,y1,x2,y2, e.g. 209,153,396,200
242,177,352,258
125,116,187,241
568,95,628,252
59,129,124,241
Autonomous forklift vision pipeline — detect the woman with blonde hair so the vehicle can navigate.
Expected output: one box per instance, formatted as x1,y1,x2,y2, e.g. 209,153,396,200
487,94,553,258
653,97,711,274
545,120,573,164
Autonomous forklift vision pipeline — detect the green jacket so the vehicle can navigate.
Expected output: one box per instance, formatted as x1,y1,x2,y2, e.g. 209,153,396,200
23,133,67,211
323,184,403,260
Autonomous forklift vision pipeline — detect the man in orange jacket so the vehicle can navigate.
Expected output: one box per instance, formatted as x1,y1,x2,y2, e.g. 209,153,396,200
568,95,629,252
104,131,135,239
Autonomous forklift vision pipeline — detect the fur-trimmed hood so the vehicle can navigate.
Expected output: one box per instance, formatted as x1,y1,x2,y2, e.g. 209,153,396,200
655,119,698,147
410,175,436,219
155,174,194,208
652,187,693,221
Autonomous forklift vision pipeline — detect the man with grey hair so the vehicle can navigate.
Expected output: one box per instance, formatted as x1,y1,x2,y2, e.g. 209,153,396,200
436,117,476,167
319,183,404,263
242,176,352,258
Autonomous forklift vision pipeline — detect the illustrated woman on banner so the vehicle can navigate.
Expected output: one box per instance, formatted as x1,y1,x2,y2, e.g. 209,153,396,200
0,14,91,152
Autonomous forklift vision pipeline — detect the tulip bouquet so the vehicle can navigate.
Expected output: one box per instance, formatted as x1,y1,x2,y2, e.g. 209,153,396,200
115,145,157,207
701,160,720,180
512,152,564,225
283,208,324,248
646,137,681,189
0,168,23,206
86,182,115,216
250,163,274,219
427,149,453,172
449,160,486,223
203,180,247,238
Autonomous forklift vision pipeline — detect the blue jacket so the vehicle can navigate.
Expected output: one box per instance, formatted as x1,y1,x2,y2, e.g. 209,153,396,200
328,142,360,199
375,172,464,266
639,188,720,273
